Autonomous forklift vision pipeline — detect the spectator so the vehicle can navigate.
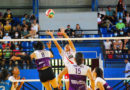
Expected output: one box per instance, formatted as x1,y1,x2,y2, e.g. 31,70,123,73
74,24,83,38
17,24,22,32
21,20,28,29
4,9,13,23
11,26,21,39
124,59,130,90
0,12,4,24
0,21,3,30
30,14,36,23
13,32,21,39
101,19,113,31
21,14,30,24
104,39,113,54
3,46,12,69
21,26,29,38
113,39,123,53
4,20,11,33
112,13,118,24
119,30,124,36
116,0,124,19
97,13,101,25
2,42,11,50
123,39,129,50
3,33,11,40
0,29,3,39
106,6,114,22
10,41,21,50
57,29,63,38
125,13,130,27
12,45,21,55
30,19,40,38
113,31,118,37
32,19,40,34
106,6,114,17
65,25,74,37
9,67,25,90
116,18,125,30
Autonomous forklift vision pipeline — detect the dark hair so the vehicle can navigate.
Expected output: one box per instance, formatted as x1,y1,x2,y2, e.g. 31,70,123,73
75,52,84,65
33,41,44,50
0,69,9,82
95,67,103,78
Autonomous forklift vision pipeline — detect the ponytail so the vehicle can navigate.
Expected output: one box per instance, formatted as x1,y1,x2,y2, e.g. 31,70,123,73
33,41,44,50
75,52,84,66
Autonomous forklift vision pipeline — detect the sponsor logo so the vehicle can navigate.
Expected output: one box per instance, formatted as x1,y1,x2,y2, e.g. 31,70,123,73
71,80,85,84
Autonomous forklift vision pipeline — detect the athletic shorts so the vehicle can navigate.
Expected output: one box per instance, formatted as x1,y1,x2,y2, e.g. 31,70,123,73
38,67,55,82
65,73,69,79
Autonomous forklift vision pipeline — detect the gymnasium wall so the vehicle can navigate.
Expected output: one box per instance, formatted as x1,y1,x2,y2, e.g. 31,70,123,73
39,12,98,32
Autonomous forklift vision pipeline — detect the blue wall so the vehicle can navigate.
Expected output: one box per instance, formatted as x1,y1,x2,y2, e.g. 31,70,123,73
52,47,101,59
20,69,42,90
104,68,125,89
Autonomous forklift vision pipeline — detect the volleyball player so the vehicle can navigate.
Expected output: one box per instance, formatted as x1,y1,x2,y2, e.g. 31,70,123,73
58,52,95,90
93,67,113,90
46,29,76,90
30,41,58,90
9,66,25,90
0,69,14,90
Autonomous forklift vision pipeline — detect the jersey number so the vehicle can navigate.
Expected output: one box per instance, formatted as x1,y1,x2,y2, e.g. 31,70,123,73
76,68,81,74
41,52,45,57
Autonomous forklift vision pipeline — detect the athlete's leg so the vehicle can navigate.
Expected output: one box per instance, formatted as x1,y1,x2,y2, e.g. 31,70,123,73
42,81,51,90
65,81,69,90
49,78,58,89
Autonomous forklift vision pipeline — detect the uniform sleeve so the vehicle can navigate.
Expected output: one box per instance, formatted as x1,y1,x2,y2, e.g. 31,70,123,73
8,76,15,81
95,77,106,87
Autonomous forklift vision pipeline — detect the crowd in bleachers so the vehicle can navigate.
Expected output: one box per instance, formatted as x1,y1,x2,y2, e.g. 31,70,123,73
99,0,130,59
0,8,40,70
0,7,87,70
0,9,40,39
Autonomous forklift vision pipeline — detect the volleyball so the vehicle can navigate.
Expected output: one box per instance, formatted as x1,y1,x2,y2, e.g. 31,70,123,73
45,9,55,18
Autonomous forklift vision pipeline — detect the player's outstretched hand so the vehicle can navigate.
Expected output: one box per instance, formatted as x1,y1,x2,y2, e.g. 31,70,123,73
47,41,51,49
46,30,53,36
21,77,25,85
58,83,63,90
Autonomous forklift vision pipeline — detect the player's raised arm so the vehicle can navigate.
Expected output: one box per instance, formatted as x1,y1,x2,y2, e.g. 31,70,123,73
46,30,63,54
62,31,75,52
30,53,36,60
86,68,95,90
